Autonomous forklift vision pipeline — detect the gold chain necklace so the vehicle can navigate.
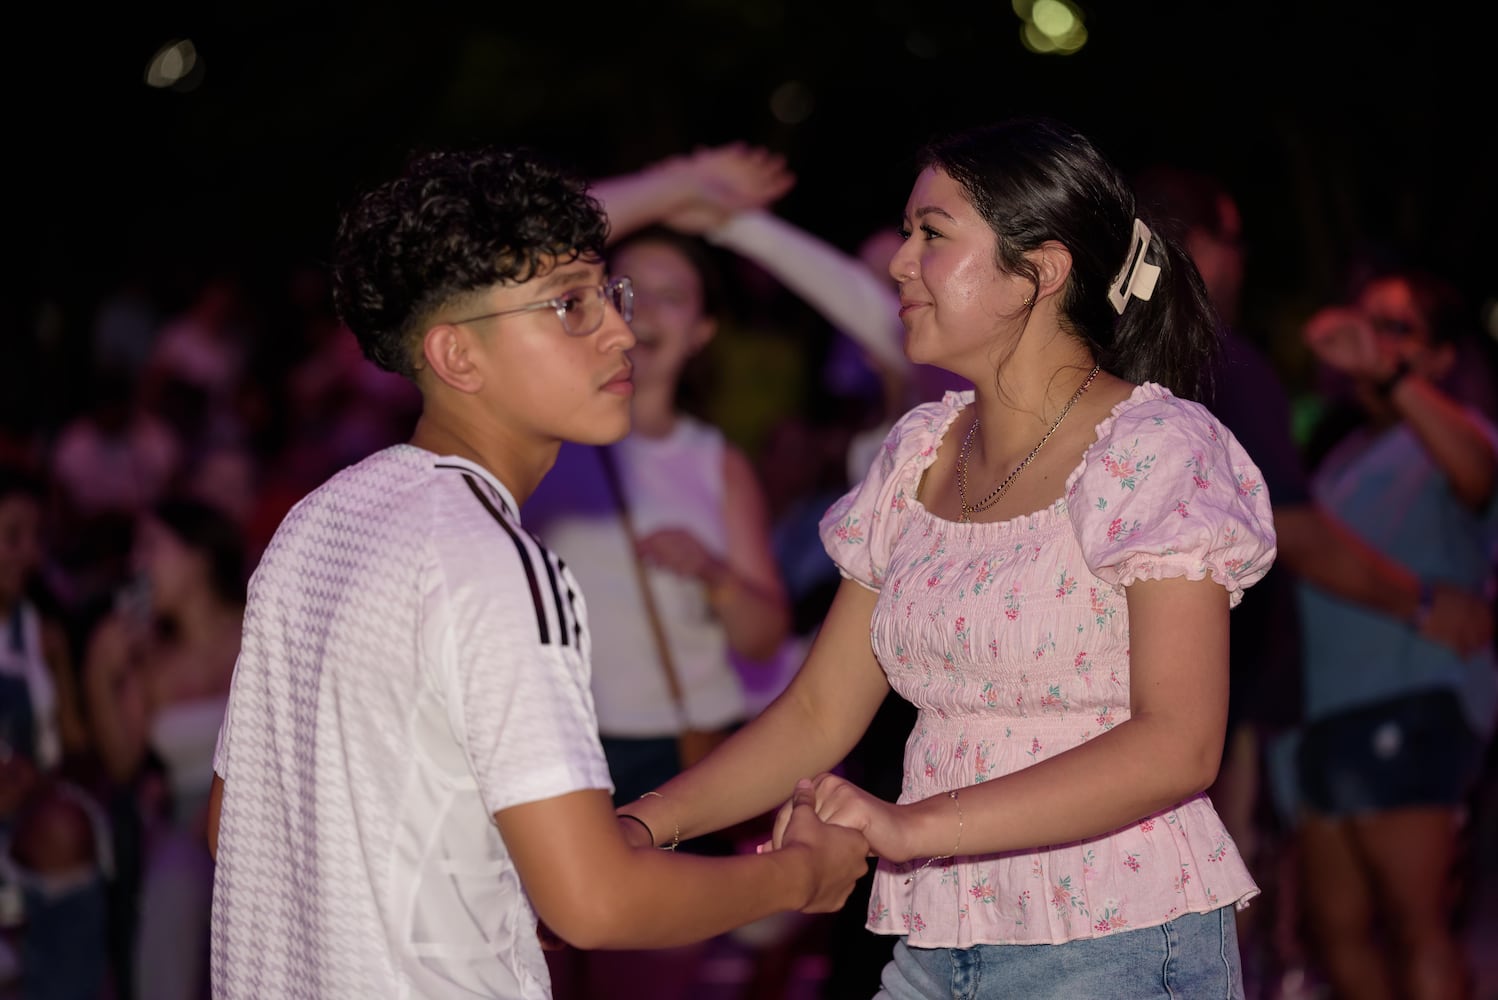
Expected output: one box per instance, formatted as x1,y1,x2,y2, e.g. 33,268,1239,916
957,365,1102,523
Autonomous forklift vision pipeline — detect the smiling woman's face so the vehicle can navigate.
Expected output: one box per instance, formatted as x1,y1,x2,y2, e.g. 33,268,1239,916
889,167,1030,373
610,240,715,393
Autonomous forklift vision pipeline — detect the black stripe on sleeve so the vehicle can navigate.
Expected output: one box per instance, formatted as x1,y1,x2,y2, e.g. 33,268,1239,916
534,544,572,649
555,555,584,648
435,462,515,516
460,474,550,645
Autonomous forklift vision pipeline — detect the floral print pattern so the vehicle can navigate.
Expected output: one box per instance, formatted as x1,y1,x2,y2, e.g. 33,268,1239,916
817,383,1275,947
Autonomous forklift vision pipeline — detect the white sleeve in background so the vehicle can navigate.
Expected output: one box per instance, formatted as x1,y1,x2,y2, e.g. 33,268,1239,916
705,211,907,373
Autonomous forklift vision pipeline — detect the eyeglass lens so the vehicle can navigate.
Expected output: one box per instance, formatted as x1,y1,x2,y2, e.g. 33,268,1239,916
607,277,634,325
559,277,633,335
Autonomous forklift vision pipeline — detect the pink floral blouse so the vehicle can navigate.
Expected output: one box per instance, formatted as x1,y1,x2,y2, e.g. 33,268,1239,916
819,383,1277,947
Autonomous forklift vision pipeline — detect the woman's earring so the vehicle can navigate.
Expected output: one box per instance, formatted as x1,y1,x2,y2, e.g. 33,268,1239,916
1022,295,1034,307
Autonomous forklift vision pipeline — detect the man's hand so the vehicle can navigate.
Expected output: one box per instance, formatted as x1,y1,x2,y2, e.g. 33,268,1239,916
783,772,916,861
776,778,871,913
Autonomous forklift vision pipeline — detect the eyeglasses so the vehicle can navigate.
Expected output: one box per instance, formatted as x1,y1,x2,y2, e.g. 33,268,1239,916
449,275,633,337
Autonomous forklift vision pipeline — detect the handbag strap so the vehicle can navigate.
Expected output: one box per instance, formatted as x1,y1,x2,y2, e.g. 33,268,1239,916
595,445,691,724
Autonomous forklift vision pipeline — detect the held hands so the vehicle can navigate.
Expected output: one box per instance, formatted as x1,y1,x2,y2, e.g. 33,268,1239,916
767,773,912,863
654,142,795,234
776,778,873,913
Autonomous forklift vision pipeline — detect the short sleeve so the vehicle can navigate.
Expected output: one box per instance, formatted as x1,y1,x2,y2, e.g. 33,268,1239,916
428,531,612,816
1065,385,1277,607
818,394,966,590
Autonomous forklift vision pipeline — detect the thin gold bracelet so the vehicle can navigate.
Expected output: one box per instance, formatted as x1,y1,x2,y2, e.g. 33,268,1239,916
903,789,963,885
639,791,680,851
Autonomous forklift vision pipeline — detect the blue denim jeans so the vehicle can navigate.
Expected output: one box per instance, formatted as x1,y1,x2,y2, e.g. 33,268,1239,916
875,905,1244,999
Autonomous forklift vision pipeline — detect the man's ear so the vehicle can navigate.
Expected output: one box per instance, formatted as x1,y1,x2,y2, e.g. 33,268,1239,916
420,323,484,393
1032,241,1073,300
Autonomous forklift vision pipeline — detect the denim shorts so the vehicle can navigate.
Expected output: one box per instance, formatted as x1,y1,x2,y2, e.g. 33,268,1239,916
875,905,1244,1000
1296,688,1482,817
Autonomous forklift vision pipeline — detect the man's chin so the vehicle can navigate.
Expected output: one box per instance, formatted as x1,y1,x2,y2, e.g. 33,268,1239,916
572,414,632,447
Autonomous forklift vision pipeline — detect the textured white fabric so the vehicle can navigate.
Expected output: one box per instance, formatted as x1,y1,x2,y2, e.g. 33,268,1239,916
211,445,611,999
523,419,744,735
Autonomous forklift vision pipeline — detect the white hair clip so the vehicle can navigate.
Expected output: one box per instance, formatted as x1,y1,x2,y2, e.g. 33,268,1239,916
1107,218,1161,315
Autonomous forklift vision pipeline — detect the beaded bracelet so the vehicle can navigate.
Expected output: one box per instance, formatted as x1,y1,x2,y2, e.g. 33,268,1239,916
904,789,964,885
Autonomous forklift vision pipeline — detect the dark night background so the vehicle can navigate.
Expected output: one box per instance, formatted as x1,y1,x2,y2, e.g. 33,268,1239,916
11,0,1497,428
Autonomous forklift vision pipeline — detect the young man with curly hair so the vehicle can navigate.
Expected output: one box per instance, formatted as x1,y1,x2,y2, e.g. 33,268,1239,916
204,145,869,999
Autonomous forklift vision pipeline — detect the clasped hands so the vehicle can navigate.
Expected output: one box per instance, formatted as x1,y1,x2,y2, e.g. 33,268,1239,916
761,773,914,864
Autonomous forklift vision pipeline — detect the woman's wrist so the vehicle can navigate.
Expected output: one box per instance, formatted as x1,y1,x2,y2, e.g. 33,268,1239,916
908,789,963,861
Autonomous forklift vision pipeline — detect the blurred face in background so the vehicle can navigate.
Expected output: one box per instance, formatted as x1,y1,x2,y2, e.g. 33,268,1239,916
0,493,42,609
132,515,206,614
1359,275,1453,381
611,240,715,395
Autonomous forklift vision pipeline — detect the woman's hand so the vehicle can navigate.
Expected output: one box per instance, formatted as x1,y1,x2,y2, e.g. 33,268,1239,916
766,772,912,862
635,527,724,585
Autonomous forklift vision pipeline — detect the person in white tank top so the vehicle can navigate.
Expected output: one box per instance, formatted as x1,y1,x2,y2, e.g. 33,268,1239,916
523,220,792,782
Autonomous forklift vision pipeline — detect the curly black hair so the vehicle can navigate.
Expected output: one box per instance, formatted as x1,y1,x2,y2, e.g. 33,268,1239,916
330,145,610,379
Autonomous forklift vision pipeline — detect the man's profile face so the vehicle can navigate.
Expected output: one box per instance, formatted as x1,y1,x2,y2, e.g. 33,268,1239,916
448,256,638,450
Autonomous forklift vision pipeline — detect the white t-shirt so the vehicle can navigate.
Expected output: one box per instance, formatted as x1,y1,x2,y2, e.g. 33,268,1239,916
211,445,612,998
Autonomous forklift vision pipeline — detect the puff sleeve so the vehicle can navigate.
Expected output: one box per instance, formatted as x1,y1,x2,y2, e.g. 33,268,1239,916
818,394,967,591
1065,385,1277,607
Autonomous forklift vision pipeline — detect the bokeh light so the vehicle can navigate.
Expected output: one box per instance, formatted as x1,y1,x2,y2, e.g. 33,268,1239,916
144,38,204,92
